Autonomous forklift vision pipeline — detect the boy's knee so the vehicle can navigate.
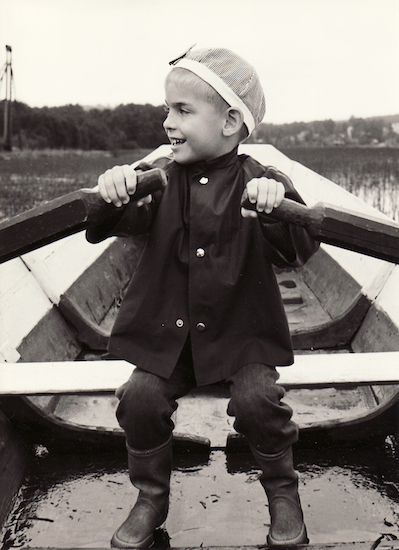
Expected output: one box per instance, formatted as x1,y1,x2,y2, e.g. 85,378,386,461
229,365,285,415
115,370,176,450
230,385,284,419
116,369,168,418
228,369,292,438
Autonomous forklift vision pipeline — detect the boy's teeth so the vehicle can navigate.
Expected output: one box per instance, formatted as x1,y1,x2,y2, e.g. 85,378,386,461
172,139,185,145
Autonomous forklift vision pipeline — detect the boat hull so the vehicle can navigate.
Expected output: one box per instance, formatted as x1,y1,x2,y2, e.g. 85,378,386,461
1,144,399,544
1,145,398,455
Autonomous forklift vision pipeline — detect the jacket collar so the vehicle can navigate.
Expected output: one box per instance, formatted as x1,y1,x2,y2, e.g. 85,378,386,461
185,147,239,174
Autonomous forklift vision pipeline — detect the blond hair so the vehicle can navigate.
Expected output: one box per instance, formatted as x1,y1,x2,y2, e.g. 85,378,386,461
166,68,248,142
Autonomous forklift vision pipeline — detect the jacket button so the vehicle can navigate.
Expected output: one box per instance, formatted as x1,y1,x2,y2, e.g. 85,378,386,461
196,248,205,258
176,319,184,328
196,322,206,331
199,176,208,185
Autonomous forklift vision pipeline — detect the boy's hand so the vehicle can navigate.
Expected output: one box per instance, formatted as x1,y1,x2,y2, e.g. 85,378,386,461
241,177,285,218
98,165,152,208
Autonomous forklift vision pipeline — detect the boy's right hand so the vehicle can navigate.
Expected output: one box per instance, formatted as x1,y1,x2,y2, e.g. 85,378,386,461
98,164,152,208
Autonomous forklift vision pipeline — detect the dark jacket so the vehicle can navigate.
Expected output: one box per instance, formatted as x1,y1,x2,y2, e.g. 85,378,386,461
87,148,319,385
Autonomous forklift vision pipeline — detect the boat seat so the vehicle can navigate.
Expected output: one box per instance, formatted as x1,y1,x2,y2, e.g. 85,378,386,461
1,351,398,395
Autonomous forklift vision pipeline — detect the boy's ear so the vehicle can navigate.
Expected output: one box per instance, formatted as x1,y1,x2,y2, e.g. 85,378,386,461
223,107,245,137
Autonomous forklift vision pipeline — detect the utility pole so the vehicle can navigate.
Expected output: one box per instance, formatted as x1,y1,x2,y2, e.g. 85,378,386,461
1,45,13,151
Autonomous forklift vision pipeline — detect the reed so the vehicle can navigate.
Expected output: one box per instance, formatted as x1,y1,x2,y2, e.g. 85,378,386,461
1,147,398,221
283,147,399,221
0,149,151,220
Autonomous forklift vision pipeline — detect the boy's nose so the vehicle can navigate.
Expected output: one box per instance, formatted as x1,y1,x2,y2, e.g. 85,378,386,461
163,112,175,131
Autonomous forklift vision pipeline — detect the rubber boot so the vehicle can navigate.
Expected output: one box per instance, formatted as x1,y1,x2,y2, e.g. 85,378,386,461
251,445,308,546
111,436,173,549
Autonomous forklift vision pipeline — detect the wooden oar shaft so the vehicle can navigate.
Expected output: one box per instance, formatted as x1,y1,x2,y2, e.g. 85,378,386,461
0,167,167,264
242,192,399,264
2,167,398,265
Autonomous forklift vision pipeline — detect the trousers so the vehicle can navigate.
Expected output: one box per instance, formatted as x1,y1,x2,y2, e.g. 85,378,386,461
115,337,298,454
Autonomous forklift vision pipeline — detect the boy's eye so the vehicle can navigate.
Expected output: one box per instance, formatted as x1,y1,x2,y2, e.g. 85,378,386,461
163,105,170,113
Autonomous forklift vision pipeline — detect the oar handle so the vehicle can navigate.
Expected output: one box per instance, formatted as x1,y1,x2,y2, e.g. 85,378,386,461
241,190,322,230
241,190,399,264
0,167,167,264
82,167,168,224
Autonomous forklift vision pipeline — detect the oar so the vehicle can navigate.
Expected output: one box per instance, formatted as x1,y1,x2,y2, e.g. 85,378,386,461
1,166,398,265
242,191,399,264
0,167,167,264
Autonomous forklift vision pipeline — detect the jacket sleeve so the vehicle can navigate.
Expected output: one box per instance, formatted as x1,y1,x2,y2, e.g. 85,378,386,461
85,158,168,244
257,166,320,268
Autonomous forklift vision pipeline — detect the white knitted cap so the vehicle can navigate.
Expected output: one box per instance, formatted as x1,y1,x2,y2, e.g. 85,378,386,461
169,46,266,135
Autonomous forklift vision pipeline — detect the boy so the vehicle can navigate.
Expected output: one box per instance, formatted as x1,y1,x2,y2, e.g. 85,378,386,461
87,46,319,548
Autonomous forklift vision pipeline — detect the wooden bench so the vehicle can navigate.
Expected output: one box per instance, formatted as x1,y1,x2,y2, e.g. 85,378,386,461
1,351,398,395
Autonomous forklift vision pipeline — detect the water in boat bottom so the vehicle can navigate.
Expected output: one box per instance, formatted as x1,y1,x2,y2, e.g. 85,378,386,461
2,441,399,549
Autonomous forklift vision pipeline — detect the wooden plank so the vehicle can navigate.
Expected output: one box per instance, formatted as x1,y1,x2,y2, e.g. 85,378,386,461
18,542,399,550
1,352,398,395
20,233,113,305
0,410,30,528
0,258,53,352
352,265,399,352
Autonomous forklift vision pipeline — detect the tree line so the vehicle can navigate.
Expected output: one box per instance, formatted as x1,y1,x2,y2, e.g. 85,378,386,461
1,100,398,151
0,101,168,151
253,115,399,148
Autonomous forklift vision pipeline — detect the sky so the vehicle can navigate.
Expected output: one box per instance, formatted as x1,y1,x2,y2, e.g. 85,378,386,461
1,0,399,124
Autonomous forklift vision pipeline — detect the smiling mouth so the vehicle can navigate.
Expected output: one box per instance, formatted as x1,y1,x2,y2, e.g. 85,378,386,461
170,138,186,146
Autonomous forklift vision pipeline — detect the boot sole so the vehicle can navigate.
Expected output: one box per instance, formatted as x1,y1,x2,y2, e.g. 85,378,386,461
267,524,309,546
110,530,154,549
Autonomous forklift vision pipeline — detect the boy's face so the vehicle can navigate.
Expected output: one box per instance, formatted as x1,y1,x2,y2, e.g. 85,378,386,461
164,77,228,164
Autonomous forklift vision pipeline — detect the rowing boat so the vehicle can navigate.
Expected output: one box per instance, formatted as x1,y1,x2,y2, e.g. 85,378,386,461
1,143,398,450
1,145,399,533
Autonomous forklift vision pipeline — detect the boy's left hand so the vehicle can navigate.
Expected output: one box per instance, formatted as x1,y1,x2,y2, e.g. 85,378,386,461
241,177,285,218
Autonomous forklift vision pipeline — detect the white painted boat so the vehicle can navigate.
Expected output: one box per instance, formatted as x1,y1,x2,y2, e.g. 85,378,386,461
1,144,398,455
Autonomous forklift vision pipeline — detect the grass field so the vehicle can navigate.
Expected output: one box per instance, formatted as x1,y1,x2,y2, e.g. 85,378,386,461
1,146,398,221
0,149,152,220
282,147,399,221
